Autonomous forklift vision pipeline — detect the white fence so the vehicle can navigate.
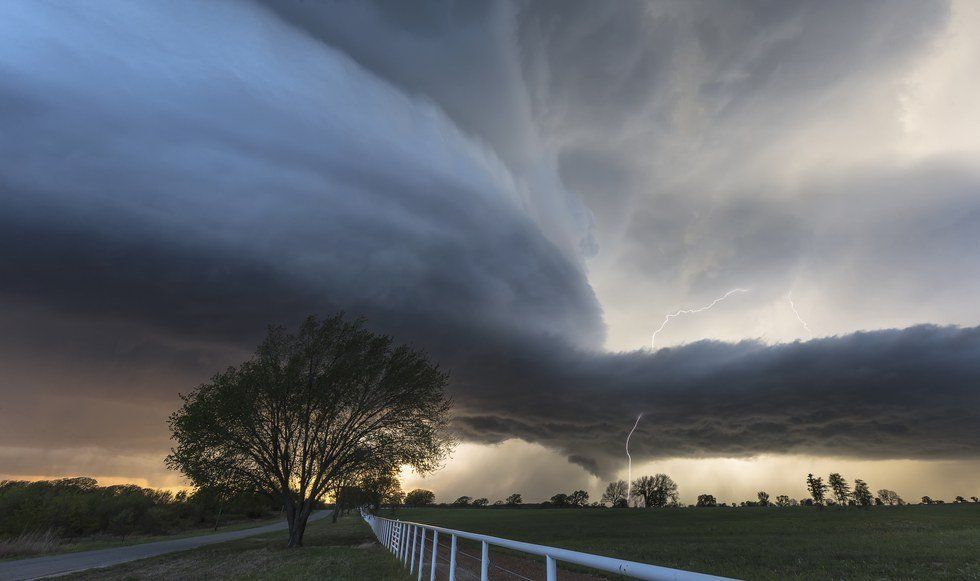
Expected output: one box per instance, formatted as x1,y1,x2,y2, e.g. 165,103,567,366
360,510,735,581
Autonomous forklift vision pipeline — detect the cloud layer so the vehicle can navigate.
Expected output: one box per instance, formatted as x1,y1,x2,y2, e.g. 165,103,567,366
1,0,979,485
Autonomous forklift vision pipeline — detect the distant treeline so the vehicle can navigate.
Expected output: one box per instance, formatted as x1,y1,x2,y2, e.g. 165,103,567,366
401,473,979,510
0,477,281,540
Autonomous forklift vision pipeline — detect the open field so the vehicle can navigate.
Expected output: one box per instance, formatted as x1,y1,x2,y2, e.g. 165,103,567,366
399,504,980,580
39,505,980,580
62,515,410,581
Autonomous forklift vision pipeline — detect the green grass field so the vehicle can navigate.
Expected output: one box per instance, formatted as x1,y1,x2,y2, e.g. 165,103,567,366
396,504,980,580
65,516,410,581
56,505,979,580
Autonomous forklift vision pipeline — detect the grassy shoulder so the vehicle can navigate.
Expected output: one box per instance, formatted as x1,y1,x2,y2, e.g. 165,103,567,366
395,504,980,580
64,515,410,581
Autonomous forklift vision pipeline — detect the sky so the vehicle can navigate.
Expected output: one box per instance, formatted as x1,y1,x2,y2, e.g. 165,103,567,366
1,0,979,504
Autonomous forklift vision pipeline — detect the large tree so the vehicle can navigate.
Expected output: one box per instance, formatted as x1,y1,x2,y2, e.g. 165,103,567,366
167,314,453,547
630,474,679,508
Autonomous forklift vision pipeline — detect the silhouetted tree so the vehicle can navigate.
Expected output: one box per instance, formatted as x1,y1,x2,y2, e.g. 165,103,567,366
550,493,570,507
358,469,403,512
167,315,453,548
920,496,934,505
505,493,522,506
404,489,435,507
806,474,828,506
775,495,794,507
472,498,489,507
453,496,472,506
828,473,850,506
876,489,904,506
569,490,589,507
852,479,873,507
631,474,679,508
696,494,717,507
757,491,770,507
601,480,629,508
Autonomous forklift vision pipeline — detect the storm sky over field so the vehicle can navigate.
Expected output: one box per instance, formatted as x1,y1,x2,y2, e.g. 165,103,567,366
2,0,979,502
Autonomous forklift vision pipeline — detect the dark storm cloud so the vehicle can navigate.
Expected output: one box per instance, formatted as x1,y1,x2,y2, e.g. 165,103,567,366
0,0,602,347
1,0,978,484
448,324,980,476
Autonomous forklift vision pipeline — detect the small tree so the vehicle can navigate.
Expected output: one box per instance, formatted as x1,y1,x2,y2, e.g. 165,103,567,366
876,489,904,506
828,473,850,506
601,480,629,507
404,489,435,507
806,474,828,506
453,496,472,507
757,491,770,507
631,474,679,508
775,495,792,507
696,494,717,507
167,315,453,547
920,496,934,505
852,480,873,507
569,490,589,507
550,493,570,507
472,498,489,507
505,493,522,506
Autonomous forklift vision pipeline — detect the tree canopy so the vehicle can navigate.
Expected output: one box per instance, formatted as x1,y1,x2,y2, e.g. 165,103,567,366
404,489,435,507
631,474,679,508
601,480,628,507
167,314,453,547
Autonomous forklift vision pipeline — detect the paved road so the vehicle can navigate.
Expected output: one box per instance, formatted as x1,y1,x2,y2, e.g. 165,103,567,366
0,511,330,580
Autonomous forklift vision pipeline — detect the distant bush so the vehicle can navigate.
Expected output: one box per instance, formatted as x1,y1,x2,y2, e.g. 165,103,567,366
0,478,278,541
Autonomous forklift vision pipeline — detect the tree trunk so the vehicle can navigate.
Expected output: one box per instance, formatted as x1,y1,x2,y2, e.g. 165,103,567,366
331,502,340,523
214,503,223,531
286,501,313,548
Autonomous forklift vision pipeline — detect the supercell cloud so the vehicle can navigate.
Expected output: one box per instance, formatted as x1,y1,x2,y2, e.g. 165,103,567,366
1,0,979,485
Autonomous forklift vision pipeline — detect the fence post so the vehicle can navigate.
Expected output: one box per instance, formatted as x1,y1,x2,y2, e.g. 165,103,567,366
404,524,411,565
401,523,408,563
480,540,489,581
449,534,458,581
429,530,438,581
399,522,405,561
410,525,419,572
546,555,557,581
417,528,427,581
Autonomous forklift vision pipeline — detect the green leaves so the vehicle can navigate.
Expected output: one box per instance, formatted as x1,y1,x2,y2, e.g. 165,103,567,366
166,313,454,529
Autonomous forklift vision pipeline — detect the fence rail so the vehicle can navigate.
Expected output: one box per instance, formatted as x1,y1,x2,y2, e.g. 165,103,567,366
360,509,735,581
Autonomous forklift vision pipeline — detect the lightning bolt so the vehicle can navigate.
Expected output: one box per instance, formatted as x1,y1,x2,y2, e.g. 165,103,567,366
788,291,813,337
625,413,642,505
651,289,749,348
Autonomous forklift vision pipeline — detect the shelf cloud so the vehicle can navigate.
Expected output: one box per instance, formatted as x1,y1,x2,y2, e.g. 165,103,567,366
1,0,979,487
